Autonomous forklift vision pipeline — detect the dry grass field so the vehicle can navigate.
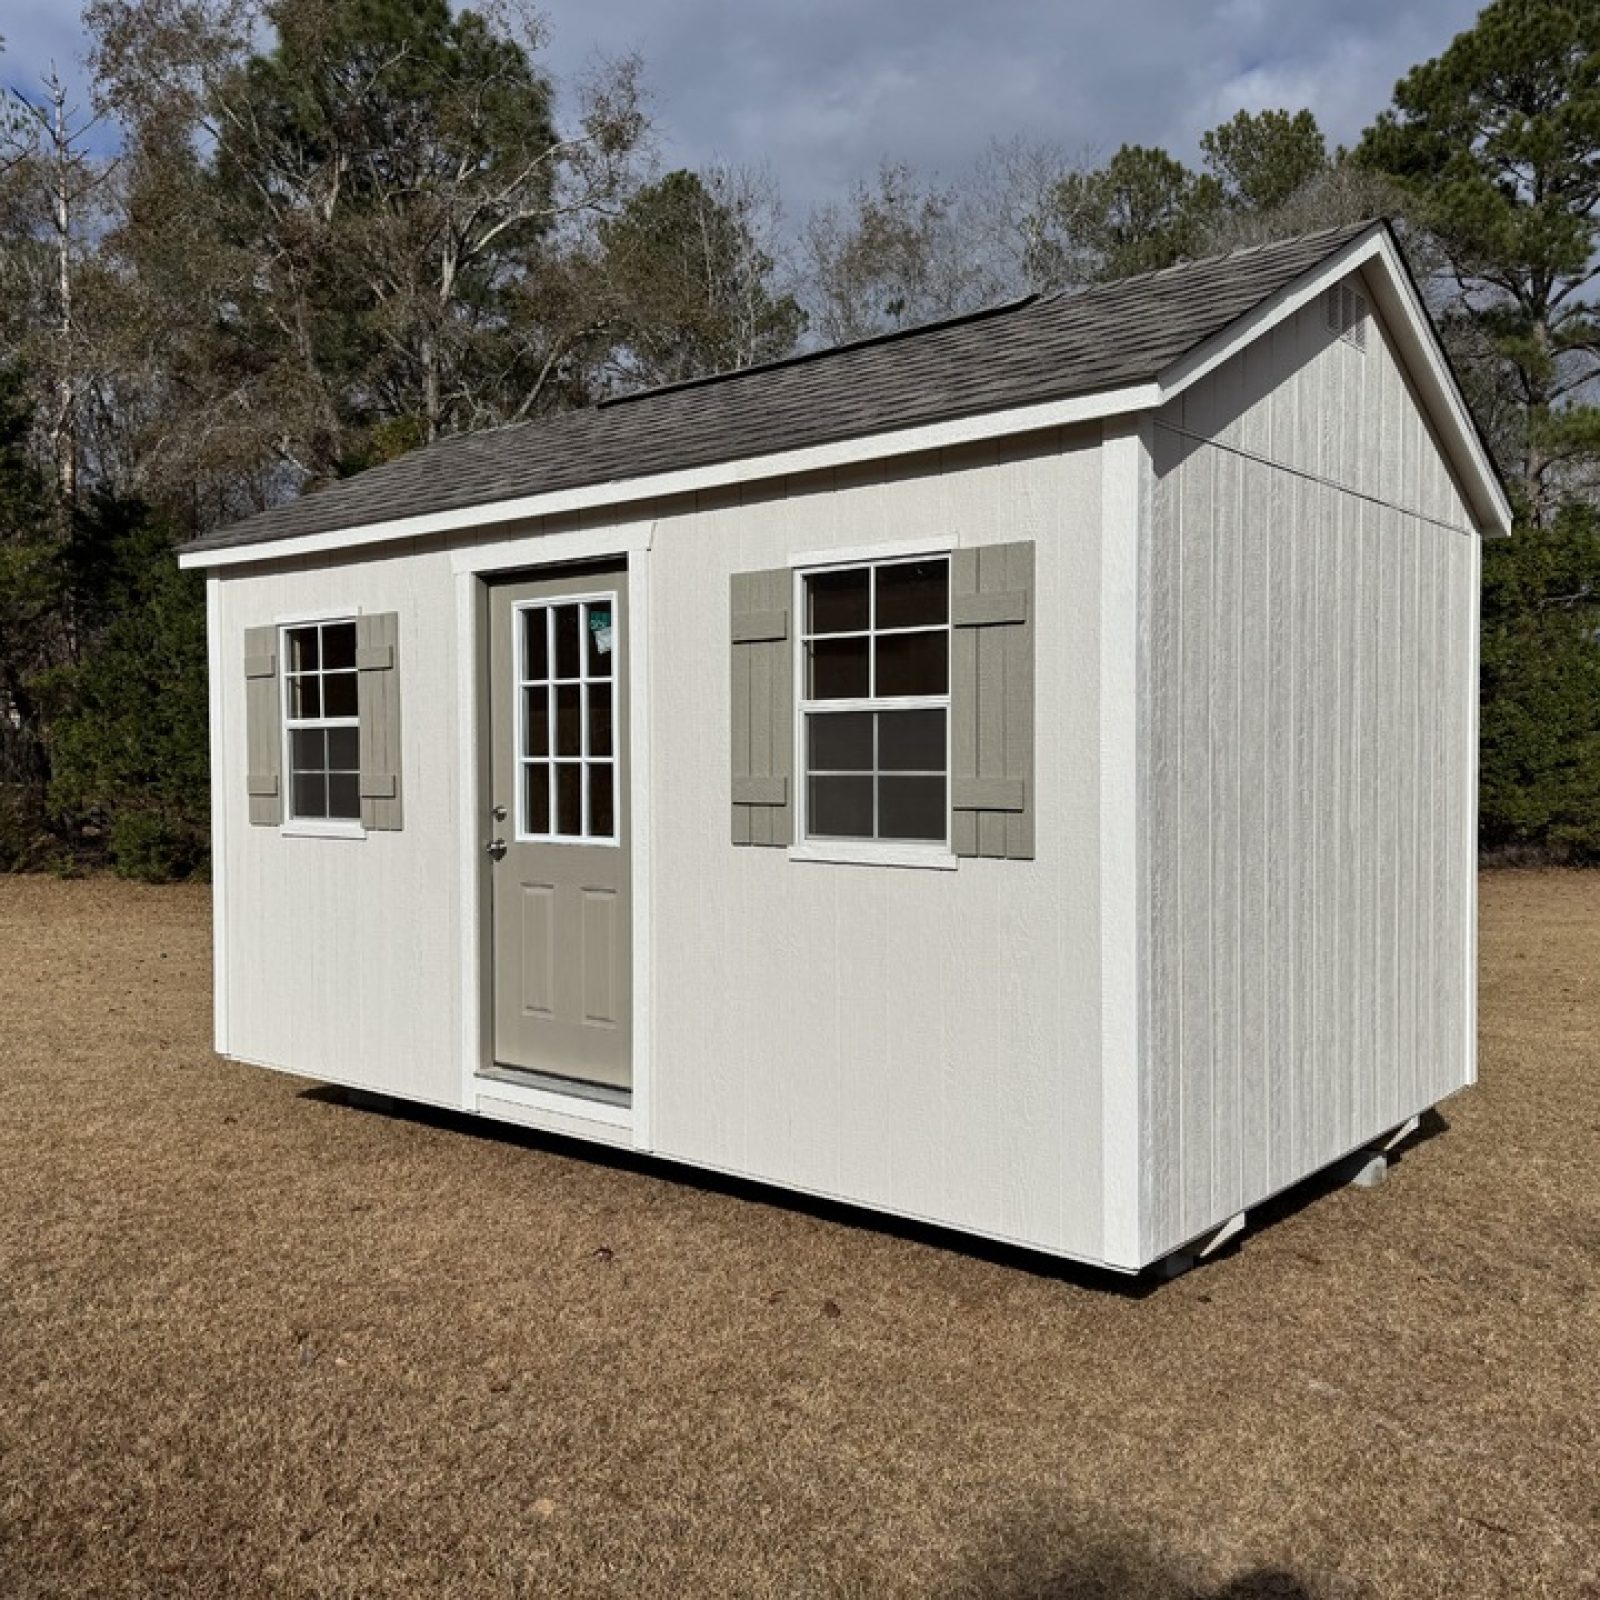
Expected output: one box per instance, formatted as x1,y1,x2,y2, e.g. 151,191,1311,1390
0,872,1596,1599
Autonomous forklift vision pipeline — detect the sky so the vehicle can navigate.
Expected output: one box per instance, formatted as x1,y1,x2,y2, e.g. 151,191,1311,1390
1,0,1484,218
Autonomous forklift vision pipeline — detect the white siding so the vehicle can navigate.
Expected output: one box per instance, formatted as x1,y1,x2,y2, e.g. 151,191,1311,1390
648,431,1110,1263
1139,277,1479,1260
213,429,1115,1264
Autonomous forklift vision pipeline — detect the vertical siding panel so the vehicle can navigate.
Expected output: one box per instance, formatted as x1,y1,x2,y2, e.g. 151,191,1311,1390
1180,445,1216,1236
1291,473,1319,1176
1145,431,1184,1253
1358,499,1381,1141
1238,455,1270,1199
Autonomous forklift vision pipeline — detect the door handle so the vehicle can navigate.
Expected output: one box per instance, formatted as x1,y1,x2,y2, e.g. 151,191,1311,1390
486,837,507,861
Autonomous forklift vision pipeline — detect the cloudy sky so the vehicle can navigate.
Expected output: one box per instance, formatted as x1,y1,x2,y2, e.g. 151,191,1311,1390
2,0,1481,216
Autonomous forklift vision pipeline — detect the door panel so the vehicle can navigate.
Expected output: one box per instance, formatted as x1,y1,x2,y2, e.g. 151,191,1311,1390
488,566,631,1088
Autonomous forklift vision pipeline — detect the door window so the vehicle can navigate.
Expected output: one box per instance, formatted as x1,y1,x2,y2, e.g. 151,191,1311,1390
516,596,618,843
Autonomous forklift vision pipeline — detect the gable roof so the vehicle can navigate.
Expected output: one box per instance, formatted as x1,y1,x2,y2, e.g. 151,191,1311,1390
182,220,1509,562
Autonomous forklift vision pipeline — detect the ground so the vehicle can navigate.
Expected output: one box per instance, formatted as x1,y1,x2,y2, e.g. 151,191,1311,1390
0,873,1595,1600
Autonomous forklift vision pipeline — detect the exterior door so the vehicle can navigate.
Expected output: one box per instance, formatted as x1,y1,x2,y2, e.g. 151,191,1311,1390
487,566,631,1089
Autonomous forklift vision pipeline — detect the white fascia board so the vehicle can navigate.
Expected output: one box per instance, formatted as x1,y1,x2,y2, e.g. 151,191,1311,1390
177,382,1158,571
1157,227,1514,538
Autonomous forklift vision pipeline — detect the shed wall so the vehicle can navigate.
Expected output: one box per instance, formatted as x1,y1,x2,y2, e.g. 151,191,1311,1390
1140,275,1480,1260
212,428,1114,1263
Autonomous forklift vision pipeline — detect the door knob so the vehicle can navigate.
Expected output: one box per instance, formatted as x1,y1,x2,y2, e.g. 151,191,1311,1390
486,837,507,861
491,803,507,822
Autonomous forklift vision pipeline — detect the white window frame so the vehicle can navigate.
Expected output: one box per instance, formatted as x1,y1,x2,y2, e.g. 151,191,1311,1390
511,590,622,849
279,616,365,839
791,551,956,870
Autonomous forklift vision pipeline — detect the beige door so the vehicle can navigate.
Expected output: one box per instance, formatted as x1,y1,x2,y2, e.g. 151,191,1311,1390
487,566,630,1089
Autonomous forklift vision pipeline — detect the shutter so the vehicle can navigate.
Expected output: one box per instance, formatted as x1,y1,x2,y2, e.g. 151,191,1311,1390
730,568,793,846
951,541,1035,859
243,625,282,828
356,612,403,831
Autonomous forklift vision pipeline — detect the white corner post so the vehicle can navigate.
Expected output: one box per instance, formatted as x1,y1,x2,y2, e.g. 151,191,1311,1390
205,573,230,1057
1100,416,1148,1270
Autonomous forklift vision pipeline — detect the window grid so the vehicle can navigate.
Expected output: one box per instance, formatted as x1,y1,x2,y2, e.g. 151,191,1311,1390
799,556,950,846
515,596,618,845
281,619,361,824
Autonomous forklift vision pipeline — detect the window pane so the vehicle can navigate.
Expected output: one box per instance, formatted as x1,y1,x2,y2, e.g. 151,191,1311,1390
321,622,357,670
586,605,615,677
878,708,945,771
289,675,321,720
326,726,360,772
287,627,319,673
555,762,582,836
875,559,948,629
807,711,872,771
875,630,948,697
555,683,582,757
292,772,326,819
808,774,874,839
327,773,361,820
805,568,869,634
587,683,613,758
806,636,870,700
878,775,946,842
553,604,580,679
525,762,550,834
323,670,358,718
290,727,325,772
524,686,550,757
588,762,615,837
524,608,548,682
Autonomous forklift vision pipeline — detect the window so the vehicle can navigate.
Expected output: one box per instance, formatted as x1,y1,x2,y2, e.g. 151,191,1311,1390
516,596,618,843
282,619,361,822
800,556,949,845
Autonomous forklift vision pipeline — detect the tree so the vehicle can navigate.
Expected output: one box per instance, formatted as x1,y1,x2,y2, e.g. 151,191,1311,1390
1358,0,1600,521
1033,145,1223,283
803,162,1005,345
1201,108,1329,213
597,167,802,388
86,0,649,510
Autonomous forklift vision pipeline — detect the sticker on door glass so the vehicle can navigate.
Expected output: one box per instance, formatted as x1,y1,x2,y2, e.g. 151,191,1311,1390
588,609,614,655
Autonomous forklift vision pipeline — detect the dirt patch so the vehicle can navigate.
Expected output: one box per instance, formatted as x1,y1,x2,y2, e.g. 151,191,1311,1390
0,872,1596,1598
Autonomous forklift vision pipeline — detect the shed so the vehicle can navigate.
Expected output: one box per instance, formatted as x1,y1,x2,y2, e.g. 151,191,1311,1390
180,220,1512,1274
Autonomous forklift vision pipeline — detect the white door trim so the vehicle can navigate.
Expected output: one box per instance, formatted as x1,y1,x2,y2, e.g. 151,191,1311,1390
454,528,656,1150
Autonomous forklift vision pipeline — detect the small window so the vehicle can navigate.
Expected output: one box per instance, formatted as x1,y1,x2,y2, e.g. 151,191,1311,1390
282,619,361,822
800,557,949,845
516,596,618,844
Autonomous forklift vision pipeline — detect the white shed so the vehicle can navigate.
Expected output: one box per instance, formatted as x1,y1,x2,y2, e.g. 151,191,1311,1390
180,221,1512,1274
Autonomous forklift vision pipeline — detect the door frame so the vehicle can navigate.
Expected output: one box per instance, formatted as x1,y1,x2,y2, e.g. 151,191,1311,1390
451,520,656,1152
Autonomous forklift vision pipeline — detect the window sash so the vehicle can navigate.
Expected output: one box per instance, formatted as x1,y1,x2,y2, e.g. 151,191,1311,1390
797,555,951,848
280,619,362,825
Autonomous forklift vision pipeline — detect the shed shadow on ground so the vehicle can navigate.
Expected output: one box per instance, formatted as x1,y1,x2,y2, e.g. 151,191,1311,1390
301,1083,1446,1302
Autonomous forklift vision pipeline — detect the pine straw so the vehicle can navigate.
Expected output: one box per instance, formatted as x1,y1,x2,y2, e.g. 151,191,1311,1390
0,872,1596,1600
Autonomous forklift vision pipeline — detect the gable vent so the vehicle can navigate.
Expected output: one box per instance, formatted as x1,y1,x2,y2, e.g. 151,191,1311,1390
1326,282,1369,351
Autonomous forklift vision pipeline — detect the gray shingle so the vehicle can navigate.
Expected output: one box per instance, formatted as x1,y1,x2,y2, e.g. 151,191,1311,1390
186,221,1379,554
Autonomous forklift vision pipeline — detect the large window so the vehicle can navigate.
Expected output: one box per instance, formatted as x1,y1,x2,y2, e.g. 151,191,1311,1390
282,619,361,822
800,556,949,844
515,596,618,843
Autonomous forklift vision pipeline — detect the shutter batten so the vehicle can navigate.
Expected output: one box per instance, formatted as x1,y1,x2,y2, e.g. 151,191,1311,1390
951,542,1035,859
730,568,794,846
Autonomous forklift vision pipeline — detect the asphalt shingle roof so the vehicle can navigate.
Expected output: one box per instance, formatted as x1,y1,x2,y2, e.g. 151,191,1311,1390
185,221,1379,554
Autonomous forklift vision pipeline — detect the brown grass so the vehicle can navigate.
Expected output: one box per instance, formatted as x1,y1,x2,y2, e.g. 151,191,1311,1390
0,872,1596,1599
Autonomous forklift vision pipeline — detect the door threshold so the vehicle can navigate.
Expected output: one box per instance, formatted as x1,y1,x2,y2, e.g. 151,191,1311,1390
478,1063,632,1109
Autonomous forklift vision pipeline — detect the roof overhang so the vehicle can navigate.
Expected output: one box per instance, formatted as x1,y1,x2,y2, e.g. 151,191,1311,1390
181,224,1511,572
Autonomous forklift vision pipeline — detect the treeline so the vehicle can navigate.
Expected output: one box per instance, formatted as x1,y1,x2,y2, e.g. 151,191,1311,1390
1,0,1598,877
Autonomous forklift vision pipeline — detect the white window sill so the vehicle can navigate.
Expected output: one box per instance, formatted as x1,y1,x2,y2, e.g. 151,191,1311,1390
280,821,367,841
789,841,957,871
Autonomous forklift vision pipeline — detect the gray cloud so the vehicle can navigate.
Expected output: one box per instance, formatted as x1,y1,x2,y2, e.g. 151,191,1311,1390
3,0,1483,216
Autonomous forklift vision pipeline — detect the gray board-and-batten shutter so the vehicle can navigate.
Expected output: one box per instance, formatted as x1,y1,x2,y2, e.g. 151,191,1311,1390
730,568,794,846
951,541,1035,860
244,625,282,827
356,611,403,832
